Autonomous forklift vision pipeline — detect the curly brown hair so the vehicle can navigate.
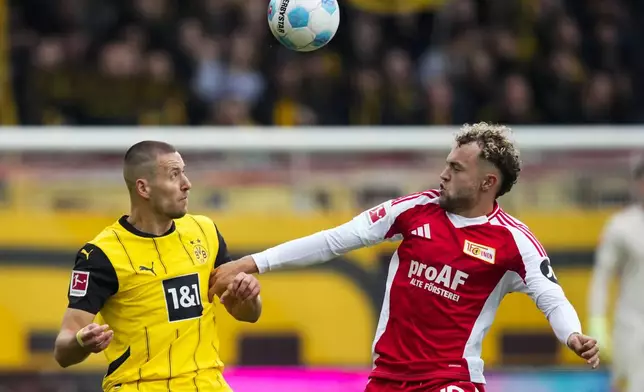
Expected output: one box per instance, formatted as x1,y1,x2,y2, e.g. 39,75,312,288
455,122,522,198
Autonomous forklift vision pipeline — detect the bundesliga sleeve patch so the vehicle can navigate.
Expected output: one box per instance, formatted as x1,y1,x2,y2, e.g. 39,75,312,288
540,259,559,284
69,270,90,297
368,205,387,225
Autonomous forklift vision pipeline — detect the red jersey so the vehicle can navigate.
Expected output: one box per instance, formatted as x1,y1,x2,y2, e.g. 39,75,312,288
253,190,581,384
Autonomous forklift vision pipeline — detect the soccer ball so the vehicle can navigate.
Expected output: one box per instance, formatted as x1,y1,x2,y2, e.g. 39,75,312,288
267,0,340,52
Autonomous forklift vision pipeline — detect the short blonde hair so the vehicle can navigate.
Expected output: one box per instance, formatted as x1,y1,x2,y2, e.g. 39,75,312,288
455,122,522,198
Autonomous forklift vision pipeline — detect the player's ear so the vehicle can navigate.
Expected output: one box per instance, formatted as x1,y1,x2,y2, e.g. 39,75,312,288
135,178,151,199
481,174,498,192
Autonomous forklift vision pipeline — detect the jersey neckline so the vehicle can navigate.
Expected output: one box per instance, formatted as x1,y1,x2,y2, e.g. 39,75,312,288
445,201,502,228
118,215,177,238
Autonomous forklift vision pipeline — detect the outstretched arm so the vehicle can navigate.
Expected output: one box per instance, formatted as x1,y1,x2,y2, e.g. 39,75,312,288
251,219,378,273
208,192,442,301
208,195,418,301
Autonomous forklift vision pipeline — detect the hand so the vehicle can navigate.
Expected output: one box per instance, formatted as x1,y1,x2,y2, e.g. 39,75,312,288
567,332,600,369
219,272,260,306
209,257,259,302
77,323,113,353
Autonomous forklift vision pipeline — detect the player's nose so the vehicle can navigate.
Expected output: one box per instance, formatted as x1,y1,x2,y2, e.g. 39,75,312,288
182,177,192,191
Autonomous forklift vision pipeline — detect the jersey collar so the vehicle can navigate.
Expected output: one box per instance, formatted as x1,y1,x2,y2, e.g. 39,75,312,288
119,215,176,238
445,201,501,228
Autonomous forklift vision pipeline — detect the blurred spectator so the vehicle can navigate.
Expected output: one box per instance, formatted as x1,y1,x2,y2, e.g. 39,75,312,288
381,48,423,125
7,0,644,125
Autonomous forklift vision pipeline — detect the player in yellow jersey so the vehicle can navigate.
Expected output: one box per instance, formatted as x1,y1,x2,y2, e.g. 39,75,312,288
54,141,262,392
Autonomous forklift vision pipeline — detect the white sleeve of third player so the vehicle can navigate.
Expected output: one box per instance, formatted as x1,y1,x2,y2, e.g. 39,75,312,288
252,192,437,273
588,214,625,319
507,226,583,345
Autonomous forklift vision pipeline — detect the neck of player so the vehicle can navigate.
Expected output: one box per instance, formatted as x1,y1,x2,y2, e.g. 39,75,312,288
127,208,173,236
452,201,495,219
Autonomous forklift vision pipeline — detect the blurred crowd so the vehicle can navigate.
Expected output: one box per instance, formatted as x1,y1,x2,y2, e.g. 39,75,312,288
8,0,644,126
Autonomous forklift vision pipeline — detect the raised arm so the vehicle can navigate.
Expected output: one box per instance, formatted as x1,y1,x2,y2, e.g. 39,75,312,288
54,244,118,367
250,204,400,274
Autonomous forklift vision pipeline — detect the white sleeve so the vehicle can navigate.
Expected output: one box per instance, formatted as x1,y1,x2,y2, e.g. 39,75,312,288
252,192,438,273
508,226,582,345
588,215,625,318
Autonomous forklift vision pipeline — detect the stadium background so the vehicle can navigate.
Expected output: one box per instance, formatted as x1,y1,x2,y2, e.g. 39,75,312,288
1,0,640,390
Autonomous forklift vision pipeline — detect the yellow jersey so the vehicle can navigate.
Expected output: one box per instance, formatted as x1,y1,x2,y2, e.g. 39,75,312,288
67,214,233,392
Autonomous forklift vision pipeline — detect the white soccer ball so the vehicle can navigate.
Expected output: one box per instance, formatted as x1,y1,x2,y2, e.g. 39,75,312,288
267,0,340,52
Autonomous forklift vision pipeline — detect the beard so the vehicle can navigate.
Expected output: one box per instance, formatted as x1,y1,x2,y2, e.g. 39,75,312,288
153,199,188,220
438,189,475,213
166,209,187,219
166,201,189,219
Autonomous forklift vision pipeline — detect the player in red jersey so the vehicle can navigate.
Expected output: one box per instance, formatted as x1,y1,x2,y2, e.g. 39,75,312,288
209,123,600,392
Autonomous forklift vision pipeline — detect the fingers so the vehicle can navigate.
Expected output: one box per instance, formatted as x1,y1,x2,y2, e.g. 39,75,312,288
81,324,112,352
574,336,596,355
220,289,231,304
573,335,600,369
81,324,106,342
581,345,599,359
582,338,597,350
249,280,260,300
90,329,114,352
240,277,260,301
209,267,261,304
231,274,260,301
588,353,600,369
95,331,113,352
219,274,260,304
567,335,583,352
236,275,252,299
231,273,246,293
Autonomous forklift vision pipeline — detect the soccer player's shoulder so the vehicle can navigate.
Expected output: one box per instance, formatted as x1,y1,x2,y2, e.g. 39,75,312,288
175,214,220,238
175,213,215,228
390,189,441,209
489,210,534,235
489,209,547,257
75,221,123,264
72,241,111,271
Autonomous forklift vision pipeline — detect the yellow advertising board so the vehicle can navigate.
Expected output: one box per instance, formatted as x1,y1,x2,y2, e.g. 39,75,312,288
0,208,618,370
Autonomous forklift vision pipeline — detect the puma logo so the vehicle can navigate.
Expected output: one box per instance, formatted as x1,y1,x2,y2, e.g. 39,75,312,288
139,262,156,276
80,249,94,260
